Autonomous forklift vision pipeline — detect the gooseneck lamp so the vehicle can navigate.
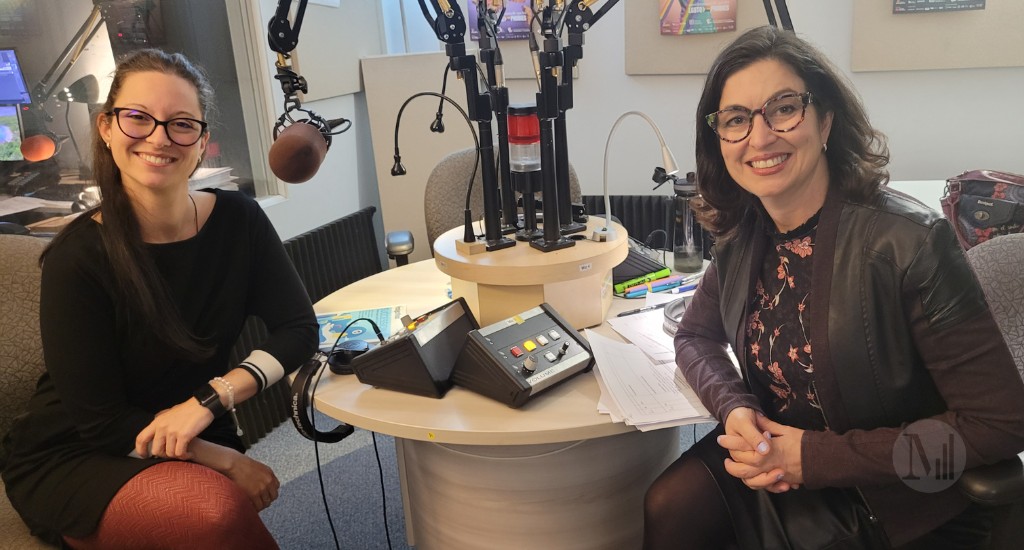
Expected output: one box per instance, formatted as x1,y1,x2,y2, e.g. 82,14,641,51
595,111,678,242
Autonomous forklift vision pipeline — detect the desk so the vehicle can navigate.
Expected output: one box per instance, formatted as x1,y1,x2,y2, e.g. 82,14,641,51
312,260,681,550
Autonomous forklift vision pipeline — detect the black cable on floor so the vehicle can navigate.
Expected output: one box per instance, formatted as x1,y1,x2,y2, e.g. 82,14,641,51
372,431,394,550
311,363,343,550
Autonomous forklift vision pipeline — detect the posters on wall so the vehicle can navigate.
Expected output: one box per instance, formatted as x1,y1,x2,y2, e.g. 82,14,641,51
893,0,985,14
660,0,737,35
467,1,532,41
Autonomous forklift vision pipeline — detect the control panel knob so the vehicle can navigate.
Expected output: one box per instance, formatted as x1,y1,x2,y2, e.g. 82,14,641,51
522,355,539,374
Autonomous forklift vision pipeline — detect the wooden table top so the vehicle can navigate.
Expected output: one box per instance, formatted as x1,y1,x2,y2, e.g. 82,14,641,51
311,259,650,445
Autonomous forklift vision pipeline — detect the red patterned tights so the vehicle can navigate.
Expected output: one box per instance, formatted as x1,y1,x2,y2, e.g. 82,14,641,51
63,461,279,550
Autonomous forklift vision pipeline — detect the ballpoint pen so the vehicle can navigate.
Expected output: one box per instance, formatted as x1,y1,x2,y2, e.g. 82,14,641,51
616,303,669,317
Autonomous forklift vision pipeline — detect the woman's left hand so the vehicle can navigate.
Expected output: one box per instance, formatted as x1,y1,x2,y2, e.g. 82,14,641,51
719,414,805,491
135,397,214,460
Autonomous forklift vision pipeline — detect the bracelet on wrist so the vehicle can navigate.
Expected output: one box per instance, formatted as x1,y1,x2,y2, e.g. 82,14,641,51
210,376,243,437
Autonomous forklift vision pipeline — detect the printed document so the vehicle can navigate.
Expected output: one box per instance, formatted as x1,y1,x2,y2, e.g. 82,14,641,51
586,330,713,431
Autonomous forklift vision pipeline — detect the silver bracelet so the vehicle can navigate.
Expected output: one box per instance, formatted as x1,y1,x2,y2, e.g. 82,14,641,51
210,377,243,436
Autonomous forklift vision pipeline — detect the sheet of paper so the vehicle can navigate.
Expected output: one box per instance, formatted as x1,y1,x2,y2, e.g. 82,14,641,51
644,292,681,307
585,330,711,427
0,196,72,217
593,364,625,423
606,310,677,363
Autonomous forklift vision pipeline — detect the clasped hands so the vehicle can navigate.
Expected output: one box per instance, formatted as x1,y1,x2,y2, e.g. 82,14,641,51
135,396,215,460
720,407,804,493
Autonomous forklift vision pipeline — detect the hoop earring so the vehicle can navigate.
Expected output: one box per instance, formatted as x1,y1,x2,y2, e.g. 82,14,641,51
106,142,111,149
822,143,828,152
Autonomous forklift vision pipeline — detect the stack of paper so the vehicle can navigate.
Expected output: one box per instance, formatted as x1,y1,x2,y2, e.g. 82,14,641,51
189,167,238,191
586,329,714,431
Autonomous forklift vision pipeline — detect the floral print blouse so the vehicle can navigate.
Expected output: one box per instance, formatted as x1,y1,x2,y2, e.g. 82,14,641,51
744,210,828,431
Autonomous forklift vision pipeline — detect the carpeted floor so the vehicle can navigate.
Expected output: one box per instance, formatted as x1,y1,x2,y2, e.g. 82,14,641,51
251,412,718,550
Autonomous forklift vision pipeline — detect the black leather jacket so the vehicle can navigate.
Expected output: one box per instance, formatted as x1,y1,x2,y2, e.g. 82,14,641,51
676,185,1024,545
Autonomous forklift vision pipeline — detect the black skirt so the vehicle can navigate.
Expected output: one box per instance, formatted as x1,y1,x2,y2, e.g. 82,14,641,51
688,425,994,550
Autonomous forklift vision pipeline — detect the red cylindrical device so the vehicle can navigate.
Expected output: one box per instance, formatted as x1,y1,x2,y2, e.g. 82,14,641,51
507,104,540,173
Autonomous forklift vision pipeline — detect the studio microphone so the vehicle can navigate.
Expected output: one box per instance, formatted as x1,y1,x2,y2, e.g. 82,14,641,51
268,110,350,184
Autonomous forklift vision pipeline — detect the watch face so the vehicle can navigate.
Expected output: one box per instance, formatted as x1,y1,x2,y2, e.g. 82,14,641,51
194,384,223,414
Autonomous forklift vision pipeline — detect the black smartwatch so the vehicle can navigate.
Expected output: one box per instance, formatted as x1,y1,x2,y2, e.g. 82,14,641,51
193,383,227,418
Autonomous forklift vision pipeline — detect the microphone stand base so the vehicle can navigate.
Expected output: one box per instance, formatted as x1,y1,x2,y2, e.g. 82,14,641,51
485,236,517,252
501,223,519,235
455,238,490,256
530,236,575,253
559,221,587,236
591,226,618,243
515,228,544,242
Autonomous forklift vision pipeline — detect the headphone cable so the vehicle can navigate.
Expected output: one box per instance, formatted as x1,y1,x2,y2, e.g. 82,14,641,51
310,360,343,550
372,432,394,550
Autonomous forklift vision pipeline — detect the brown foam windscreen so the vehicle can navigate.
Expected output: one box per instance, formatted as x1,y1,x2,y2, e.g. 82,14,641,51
20,135,57,162
268,122,328,184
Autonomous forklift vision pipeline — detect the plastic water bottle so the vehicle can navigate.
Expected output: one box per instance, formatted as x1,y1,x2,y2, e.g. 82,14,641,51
673,172,703,273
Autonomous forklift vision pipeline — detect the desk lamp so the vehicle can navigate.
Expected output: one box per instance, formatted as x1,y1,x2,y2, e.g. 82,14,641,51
57,74,100,178
594,111,678,243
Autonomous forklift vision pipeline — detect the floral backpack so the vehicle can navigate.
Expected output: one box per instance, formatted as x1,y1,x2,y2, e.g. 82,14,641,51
940,170,1024,250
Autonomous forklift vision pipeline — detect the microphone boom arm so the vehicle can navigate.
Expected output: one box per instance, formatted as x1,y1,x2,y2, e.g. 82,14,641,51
416,0,515,251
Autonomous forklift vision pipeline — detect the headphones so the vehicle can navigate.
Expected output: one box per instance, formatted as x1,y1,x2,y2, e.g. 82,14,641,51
289,317,386,443
290,353,355,443
326,339,375,375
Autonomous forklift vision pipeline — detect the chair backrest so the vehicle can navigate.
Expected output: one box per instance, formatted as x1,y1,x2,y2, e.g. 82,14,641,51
966,234,1024,380
0,236,48,441
423,147,582,251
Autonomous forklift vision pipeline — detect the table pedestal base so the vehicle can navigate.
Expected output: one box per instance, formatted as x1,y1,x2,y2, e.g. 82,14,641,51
395,428,679,549
451,269,614,329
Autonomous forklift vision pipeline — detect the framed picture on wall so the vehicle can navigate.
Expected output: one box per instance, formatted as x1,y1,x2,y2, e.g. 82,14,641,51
467,0,532,41
660,0,737,35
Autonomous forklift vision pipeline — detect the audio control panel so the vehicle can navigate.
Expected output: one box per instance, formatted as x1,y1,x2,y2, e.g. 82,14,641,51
452,304,593,408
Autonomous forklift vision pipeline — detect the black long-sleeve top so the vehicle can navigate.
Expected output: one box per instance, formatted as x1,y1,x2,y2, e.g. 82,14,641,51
1,189,317,543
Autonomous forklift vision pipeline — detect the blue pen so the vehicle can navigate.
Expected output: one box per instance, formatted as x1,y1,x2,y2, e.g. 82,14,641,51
625,281,682,298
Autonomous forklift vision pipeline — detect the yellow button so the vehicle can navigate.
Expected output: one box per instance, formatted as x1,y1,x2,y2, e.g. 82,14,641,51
523,340,537,351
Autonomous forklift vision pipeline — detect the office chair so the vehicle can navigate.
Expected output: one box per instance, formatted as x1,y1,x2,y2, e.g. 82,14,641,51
961,233,1024,549
423,147,582,252
0,235,58,549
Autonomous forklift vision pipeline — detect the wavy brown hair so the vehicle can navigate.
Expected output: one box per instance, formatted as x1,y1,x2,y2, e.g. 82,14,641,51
41,49,215,361
694,26,890,239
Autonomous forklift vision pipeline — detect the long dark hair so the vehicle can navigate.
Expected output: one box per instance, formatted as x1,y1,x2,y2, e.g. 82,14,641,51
694,26,890,239
41,49,216,360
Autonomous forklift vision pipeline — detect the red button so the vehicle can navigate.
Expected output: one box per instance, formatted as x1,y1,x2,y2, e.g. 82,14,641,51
510,347,524,357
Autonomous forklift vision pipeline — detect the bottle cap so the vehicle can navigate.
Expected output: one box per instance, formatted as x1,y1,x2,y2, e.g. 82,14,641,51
674,172,697,196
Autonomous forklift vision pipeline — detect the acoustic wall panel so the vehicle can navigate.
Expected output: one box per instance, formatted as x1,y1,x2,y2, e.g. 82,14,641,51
852,0,1024,72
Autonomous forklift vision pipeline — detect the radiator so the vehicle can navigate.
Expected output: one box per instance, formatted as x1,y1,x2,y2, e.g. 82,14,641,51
582,195,674,246
233,206,383,448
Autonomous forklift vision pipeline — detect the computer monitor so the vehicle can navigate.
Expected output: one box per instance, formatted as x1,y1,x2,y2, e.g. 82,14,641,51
0,49,31,105
0,105,24,162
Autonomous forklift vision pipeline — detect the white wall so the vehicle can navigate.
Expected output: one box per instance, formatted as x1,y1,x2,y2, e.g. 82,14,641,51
485,0,1024,197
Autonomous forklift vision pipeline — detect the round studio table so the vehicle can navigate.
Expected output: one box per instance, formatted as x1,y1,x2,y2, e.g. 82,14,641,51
311,260,681,550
